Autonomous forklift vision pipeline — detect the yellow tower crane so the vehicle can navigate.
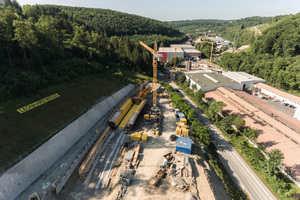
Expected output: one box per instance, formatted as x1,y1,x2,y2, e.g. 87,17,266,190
201,36,215,67
173,47,181,69
139,41,161,109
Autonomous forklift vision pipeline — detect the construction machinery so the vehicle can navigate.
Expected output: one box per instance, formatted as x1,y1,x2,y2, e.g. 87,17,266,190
139,41,162,110
201,36,215,67
173,47,181,69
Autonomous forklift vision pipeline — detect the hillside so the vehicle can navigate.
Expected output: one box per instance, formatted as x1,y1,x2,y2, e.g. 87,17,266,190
220,13,300,95
0,2,187,103
169,16,284,47
23,5,184,38
0,1,186,171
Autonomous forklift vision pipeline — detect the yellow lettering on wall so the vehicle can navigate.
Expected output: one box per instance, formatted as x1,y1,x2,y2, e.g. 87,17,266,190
17,93,60,114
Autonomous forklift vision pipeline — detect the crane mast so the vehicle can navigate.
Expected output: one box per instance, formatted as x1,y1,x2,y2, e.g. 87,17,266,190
201,36,215,67
139,41,159,109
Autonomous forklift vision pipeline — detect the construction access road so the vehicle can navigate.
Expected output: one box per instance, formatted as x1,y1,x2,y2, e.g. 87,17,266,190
170,83,277,200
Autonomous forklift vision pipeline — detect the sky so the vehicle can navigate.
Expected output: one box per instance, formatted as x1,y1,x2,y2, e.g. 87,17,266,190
17,0,300,21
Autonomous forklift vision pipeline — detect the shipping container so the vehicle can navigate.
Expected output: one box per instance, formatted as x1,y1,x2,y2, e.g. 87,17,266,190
182,128,189,135
176,127,182,135
179,118,187,125
142,134,148,142
177,112,184,117
119,104,139,128
108,98,133,128
120,99,133,111
175,137,192,154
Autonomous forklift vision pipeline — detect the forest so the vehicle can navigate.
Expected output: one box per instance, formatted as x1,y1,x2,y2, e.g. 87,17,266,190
0,1,187,103
170,13,300,95
219,13,300,95
170,16,284,47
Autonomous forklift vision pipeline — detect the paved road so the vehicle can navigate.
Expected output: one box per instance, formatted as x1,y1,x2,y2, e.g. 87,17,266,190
170,83,277,200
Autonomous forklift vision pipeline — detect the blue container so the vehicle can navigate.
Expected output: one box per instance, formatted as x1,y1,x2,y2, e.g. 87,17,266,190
175,137,192,154
177,112,184,118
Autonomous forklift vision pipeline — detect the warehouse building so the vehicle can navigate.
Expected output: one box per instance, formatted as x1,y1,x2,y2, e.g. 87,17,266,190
181,48,201,59
158,47,184,62
254,83,300,121
185,72,242,92
170,44,195,49
158,44,201,62
223,72,265,90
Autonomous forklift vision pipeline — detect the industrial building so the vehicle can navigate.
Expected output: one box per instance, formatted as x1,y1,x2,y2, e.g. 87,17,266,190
158,47,184,62
205,36,230,46
170,44,195,49
158,44,201,62
254,82,300,121
185,70,300,121
223,72,266,90
185,72,242,92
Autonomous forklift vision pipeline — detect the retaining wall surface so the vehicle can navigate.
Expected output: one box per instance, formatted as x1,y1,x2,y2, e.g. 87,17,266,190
0,84,134,200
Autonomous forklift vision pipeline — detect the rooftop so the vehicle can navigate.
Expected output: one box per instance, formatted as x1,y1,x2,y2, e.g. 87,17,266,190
183,49,201,54
255,82,300,103
158,47,183,53
186,72,240,87
223,72,265,83
170,44,194,49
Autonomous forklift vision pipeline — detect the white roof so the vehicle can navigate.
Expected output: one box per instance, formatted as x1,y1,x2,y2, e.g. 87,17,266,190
158,47,183,53
170,44,194,49
183,49,201,54
223,72,265,83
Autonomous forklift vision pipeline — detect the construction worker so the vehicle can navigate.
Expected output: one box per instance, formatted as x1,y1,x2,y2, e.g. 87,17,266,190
152,140,154,145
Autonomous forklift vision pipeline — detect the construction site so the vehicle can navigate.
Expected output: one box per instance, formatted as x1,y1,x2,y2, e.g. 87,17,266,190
0,42,233,200
3,40,300,200
54,82,228,200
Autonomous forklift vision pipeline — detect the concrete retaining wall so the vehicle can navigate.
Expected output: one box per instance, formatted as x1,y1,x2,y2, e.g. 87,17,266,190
0,84,135,200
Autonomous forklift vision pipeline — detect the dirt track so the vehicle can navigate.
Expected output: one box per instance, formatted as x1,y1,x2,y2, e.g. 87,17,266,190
205,87,300,179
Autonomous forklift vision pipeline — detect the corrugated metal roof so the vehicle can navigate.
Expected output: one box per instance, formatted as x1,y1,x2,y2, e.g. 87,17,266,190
186,72,240,87
223,72,265,83
255,82,300,103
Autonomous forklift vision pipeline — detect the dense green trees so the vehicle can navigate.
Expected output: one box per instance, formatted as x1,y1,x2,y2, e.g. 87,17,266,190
265,149,285,176
207,101,226,122
164,83,212,147
170,16,283,47
195,42,215,58
0,1,187,102
178,74,186,84
220,13,300,96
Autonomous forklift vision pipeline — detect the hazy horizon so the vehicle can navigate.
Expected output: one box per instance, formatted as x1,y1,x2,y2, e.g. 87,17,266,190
16,0,300,21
